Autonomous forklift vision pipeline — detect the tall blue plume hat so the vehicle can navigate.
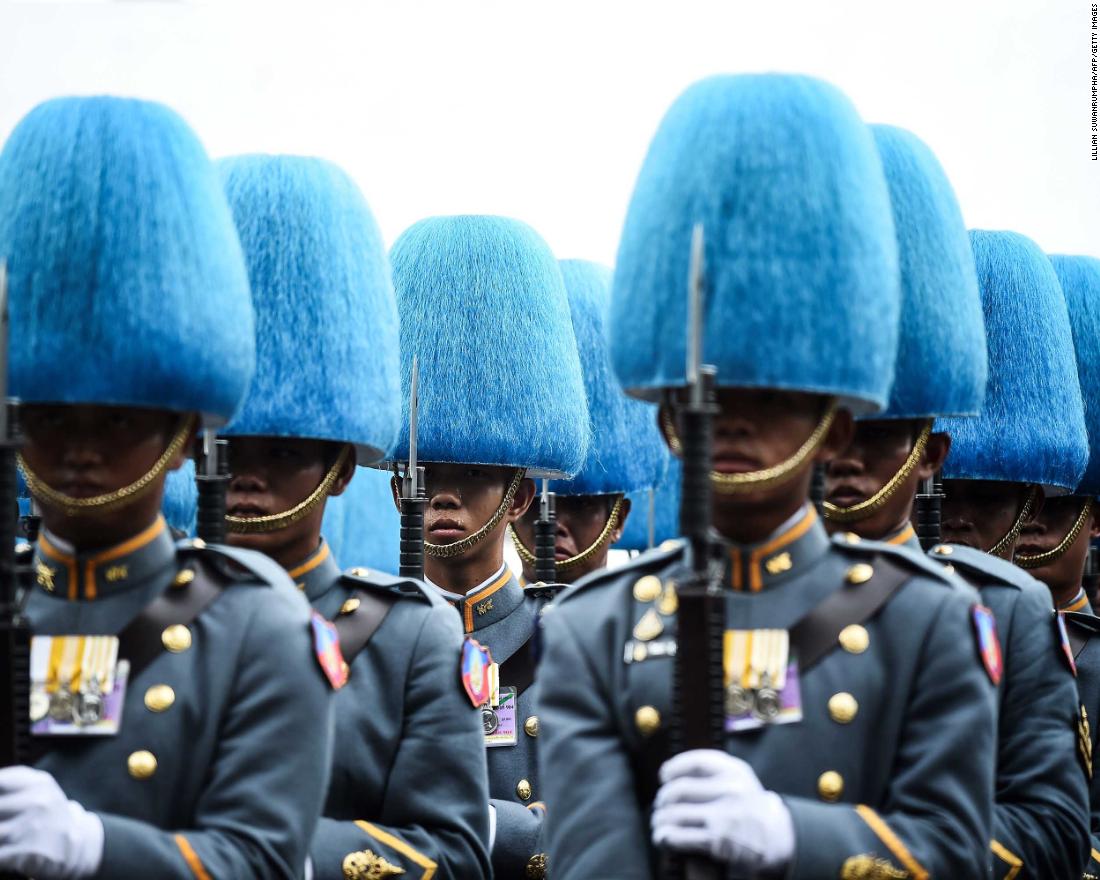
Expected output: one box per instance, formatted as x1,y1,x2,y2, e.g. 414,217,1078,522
388,215,590,478
610,74,900,412
870,125,987,419
615,459,682,551
219,155,400,463
549,260,668,495
162,461,197,536
1049,255,1100,496
322,468,401,574
938,231,1088,493
0,96,254,425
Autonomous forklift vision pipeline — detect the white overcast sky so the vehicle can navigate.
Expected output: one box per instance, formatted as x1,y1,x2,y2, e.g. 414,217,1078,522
0,0,1093,264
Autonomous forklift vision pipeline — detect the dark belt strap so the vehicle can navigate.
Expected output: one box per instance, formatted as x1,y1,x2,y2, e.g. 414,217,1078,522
1069,626,1089,660
789,555,910,671
333,589,396,663
498,635,537,696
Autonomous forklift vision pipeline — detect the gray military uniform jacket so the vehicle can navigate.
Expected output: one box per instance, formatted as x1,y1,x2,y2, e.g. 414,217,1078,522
435,566,553,879
928,542,1090,878
27,516,334,879
539,507,997,879
292,541,492,880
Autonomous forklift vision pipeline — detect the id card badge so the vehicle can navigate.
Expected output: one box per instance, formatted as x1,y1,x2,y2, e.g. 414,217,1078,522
30,635,128,736
483,686,518,747
724,629,803,733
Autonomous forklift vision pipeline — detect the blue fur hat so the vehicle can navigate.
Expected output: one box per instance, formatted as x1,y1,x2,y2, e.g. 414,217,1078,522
388,215,590,478
870,126,987,419
0,96,254,425
218,155,400,463
938,231,1088,492
1049,255,1100,496
162,461,197,536
610,74,900,412
322,468,400,574
615,459,682,551
549,261,668,496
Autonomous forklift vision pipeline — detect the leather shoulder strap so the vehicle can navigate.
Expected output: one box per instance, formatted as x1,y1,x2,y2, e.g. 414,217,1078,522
498,635,537,697
332,588,397,663
789,555,910,672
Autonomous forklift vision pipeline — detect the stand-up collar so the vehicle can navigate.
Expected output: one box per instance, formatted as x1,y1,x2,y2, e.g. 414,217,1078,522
287,540,342,602
725,505,830,592
428,563,526,633
1061,587,1094,615
883,522,920,551
35,516,175,601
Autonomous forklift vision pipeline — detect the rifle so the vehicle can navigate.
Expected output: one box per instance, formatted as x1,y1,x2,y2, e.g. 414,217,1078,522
398,357,427,581
663,226,723,880
194,431,229,544
914,473,944,551
809,463,827,516
0,262,33,880
533,479,557,583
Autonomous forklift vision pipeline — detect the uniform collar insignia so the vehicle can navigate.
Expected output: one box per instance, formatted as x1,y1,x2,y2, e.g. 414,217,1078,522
726,505,829,592
287,540,341,601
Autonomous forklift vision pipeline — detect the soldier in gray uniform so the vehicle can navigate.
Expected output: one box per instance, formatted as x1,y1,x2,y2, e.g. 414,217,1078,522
215,155,491,880
0,97,334,879
510,260,667,585
385,215,591,879
538,74,998,879
930,231,1091,878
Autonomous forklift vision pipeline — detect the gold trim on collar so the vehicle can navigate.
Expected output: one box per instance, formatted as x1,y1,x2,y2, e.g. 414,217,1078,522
462,568,513,633
1065,592,1092,613
287,542,332,581
39,516,166,601
729,507,818,592
886,524,917,546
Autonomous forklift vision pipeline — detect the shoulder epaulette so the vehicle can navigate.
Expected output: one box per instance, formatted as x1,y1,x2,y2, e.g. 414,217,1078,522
922,543,1037,592
557,541,686,605
339,566,434,603
830,533,960,587
523,580,568,601
1065,610,1100,637
177,538,292,588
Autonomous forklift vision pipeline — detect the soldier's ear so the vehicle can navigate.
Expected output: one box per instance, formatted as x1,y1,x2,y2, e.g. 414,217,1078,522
610,496,631,544
918,431,952,480
507,478,538,522
816,407,854,462
168,415,199,472
326,444,357,498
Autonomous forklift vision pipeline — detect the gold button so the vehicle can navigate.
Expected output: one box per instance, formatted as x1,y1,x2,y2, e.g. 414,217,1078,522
162,624,192,653
846,563,874,585
525,853,548,879
349,567,370,577
817,770,843,801
516,779,533,801
842,532,861,544
524,716,539,737
659,539,681,552
127,750,157,779
828,692,858,724
172,569,195,589
839,624,869,654
633,575,662,603
933,544,953,556
635,705,661,737
340,597,361,615
190,538,207,550
144,685,175,713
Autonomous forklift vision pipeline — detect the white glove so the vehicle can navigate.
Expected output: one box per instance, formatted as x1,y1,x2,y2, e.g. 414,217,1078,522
0,766,104,879
651,750,794,873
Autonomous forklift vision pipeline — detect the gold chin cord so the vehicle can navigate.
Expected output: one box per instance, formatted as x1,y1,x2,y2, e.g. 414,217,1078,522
1016,496,1094,569
988,485,1041,560
822,421,933,524
226,445,351,535
424,468,526,559
18,414,196,517
509,495,625,575
661,401,838,495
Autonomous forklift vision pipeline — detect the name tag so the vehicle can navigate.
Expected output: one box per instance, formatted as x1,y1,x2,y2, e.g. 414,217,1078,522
724,629,803,732
30,635,128,736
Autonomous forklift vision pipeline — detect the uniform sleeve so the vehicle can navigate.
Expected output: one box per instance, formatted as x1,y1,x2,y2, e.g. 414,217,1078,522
309,602,492,880
987,585,1089,879
95,587,335,879
784,588,997,880
539,604,654,880
490,798,544,878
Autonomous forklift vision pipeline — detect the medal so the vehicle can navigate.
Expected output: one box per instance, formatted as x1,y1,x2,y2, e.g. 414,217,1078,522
482,705,500,735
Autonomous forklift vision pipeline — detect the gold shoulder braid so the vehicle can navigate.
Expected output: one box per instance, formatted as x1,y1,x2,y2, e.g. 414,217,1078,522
18,415,196,517
990,485,1040,560
1016,496,1094,569
226,444,351,534
661,401,837,495
424,468,526,559
509,494,624,574
822,421,932,524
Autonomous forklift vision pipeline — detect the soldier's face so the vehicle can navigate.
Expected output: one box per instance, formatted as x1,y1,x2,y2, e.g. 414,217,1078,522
20,404,189,549
420,464,534,549
1016,495,1099,604
824,420,950,540
225,436,353,568
512,493,629,584
941,479,1037,556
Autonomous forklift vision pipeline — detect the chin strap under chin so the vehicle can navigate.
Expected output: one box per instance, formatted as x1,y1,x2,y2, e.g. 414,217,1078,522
424,468,526,559
661,401,837,495
509,495,625,576
1016,496,1094,569
988,485,1041,560
18,415,196,518
225,445,351,535
822,421,933,525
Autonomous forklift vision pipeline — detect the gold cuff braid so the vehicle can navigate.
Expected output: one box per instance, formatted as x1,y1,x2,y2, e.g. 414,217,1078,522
509,495,624,574
424,468,526,559
1016,496,1094,569
226,445,351,534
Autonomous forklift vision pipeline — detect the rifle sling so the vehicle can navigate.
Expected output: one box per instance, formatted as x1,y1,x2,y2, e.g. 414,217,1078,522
333,589,397,663
498,635,537,697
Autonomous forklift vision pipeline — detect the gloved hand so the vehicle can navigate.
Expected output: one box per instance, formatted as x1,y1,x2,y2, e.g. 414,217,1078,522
651,749,794,873
0,766,104,879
